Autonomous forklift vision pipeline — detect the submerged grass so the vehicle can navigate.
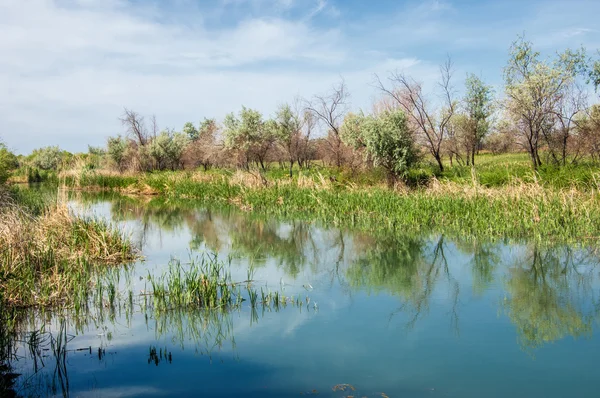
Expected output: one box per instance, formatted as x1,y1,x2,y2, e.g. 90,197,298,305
0,187,138,309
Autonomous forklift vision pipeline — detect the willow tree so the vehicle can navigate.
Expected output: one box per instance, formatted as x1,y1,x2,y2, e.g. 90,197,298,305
273,103,302,178
376,58,456,172
503,37,587,169
223,107,276,170
0,142,18,185
149,129,189,170
341,109,419,184
463,74,494,165
107,135,128,171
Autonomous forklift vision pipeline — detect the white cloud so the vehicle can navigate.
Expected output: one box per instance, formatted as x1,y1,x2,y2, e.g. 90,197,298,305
0,0,432,153
3,0,596,153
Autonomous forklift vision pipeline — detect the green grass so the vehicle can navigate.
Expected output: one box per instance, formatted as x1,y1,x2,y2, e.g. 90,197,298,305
437,153,600,189
0,188,138,310
147,254,307,312
54,153,600,242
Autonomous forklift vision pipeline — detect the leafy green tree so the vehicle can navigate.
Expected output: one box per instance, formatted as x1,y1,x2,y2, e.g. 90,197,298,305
30,146,62,170
107,135,128,172
341,109,419,183
463,74,494,165
587,51,600,92
0,143,18,184
183,122,199,141
272,103,302,177
504,36,587,169
223,107,276,170
149,130,189,170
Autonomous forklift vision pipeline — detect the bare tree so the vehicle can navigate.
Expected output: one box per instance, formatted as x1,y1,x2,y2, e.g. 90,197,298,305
298,110,317,168
545,83,587,165
306,80,351,167
150,114,159,140
375,58,456,172
577,105,600,162
119,108,149,147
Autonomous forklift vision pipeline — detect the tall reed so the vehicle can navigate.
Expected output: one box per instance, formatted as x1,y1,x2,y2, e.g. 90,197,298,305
0,188,138,309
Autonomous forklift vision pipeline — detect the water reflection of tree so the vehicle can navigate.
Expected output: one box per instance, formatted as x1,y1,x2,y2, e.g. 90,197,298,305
454,239,501,296
227,219,309,277
347,235,460,331
503,244,600,350
73,192,600,350
80,193,319,278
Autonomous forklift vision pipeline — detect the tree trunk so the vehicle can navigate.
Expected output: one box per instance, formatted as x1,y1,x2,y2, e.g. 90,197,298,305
434,154,444,172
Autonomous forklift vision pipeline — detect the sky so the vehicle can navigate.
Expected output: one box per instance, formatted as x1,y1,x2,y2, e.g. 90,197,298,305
1,0,599,154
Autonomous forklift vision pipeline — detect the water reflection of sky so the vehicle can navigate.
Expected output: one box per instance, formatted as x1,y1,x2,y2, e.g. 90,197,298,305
9,194,600,397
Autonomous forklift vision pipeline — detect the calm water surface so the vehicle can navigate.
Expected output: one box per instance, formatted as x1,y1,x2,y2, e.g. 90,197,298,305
4,192,600,397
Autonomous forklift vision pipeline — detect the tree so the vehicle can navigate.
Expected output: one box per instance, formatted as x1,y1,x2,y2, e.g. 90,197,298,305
463,74,494,165
107,136,128,172
443,113,470,166
183,122,199,141
119,108,148,147
503,36,586,169
306,80,352,167
273,103,302,177
30,146,62,170
298,110,317,168
149,130,189,170
576,104,600,162
589,52,600,92
341,109,419,183
549,82,587,165
183,118,220,170
223,107,276,170
376,58,456,172
0,143,18,184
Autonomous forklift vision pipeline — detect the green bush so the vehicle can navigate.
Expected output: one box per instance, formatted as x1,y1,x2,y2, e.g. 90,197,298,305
0,144,18,185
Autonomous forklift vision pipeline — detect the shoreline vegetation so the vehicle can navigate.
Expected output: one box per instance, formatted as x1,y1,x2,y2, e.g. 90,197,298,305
50,157,600,244
0,187,138,311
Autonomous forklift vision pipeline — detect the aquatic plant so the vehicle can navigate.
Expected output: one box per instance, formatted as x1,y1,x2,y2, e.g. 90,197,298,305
0,189,138,309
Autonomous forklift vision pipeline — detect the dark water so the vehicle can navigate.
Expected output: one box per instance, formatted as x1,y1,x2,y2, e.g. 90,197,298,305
3,193,600,397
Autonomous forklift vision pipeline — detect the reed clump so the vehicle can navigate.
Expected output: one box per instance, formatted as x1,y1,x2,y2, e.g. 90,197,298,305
147,254,309,312
148,255,241,310
0,189,138,308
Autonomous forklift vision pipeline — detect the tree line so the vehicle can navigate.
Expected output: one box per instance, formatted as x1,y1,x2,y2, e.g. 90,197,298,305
8,36,600,184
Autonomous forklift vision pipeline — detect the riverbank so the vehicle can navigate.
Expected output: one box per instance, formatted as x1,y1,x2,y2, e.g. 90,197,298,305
56,164,600,243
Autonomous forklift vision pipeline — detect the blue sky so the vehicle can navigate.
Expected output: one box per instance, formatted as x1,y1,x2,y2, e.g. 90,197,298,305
1,0,599,154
